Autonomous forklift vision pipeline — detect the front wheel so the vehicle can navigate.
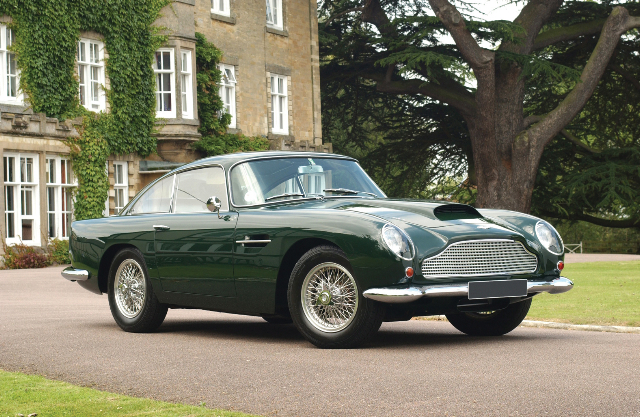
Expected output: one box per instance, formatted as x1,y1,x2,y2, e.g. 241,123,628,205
108,248,168,333
445,298,532,336
288,245,385,349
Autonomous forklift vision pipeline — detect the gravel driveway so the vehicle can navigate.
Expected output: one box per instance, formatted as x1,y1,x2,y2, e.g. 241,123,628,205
1,266,639,416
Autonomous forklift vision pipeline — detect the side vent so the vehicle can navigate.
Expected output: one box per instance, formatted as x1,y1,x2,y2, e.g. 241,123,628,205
433,204,482,221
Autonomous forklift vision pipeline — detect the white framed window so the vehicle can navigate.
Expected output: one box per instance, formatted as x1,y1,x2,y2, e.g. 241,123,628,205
219,64,236,128
0,25,23,105
3,153,39,245
270,74,288,134
180,50,193,119
211,0,230,16
154,49,176,118
46,156,76,239
266,0,283,29
77,38,106,111
113,161,128,214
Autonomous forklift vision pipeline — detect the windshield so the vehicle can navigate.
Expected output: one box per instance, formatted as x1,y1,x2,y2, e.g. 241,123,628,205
230,157,385,206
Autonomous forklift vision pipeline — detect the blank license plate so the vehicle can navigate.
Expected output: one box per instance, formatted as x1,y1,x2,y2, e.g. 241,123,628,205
468,279,528,300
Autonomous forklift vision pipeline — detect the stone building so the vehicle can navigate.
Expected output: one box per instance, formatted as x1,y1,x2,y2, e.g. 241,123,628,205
0,0,329,250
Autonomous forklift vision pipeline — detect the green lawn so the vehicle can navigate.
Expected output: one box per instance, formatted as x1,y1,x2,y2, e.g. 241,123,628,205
527,261,640,327
0,370,258,417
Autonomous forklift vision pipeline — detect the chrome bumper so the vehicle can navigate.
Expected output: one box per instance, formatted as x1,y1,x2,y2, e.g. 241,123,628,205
61,267,90,282
362,277,574,304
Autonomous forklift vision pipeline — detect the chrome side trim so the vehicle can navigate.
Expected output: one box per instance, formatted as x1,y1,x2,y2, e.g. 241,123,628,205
61,267,90,282
362,277,573,304
235,239,272,244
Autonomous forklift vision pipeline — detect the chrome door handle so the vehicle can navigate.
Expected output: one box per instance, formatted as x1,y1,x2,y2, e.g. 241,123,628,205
153,225,170,231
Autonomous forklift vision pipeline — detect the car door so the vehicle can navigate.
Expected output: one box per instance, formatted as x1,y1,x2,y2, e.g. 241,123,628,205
152,165,238,297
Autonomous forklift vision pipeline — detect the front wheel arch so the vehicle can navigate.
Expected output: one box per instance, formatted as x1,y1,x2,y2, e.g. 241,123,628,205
98,244,139,294
274,238,342,315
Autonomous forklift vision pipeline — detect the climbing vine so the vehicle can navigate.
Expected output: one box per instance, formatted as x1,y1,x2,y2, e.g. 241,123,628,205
0,0,169,220
192,32,269,156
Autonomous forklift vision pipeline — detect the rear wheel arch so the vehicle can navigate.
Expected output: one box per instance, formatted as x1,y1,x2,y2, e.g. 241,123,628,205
274,238,342,315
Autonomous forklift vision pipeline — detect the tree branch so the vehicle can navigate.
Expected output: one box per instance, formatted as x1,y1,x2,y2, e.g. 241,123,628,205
362,72,477,115
532,19,606,51
560,129,601,154
500,0,564,54
609,64,640,92
539,209,640,228
427,0,494,70
526,6,640,152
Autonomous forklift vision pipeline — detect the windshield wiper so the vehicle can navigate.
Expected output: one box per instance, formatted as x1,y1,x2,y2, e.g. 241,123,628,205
323,188,378,198
265,193,304,202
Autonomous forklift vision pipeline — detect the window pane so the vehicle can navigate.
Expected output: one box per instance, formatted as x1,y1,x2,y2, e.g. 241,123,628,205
162,73,171,92
130,175,174,214
21,187,32,216
61,160,67,184
155,52,162,70
22,219,33,241
174,167,227,213
48,213,56,238
48,187,55,211
162,51,171,70
163,93,171,111
6,212,14,238
266,0,273,23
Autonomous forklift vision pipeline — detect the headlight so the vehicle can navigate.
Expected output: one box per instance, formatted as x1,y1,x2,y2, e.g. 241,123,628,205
535,221,563,255
381,224,414,260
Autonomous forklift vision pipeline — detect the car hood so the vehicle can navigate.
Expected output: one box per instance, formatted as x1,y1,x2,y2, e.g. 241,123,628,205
339,199,533,248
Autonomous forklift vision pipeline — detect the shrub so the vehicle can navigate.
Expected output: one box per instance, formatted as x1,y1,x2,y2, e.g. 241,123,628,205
2,241,51,269
48,238,71,265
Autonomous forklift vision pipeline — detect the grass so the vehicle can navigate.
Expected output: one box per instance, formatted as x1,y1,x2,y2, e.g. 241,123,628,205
526,261,640,327
0,370,258,417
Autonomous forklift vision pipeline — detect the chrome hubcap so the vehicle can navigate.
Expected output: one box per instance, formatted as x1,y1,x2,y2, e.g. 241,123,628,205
301,262,358,333
114,259,146,319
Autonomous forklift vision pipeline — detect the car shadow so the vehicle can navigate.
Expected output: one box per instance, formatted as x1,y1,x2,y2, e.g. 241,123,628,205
138,316,559,349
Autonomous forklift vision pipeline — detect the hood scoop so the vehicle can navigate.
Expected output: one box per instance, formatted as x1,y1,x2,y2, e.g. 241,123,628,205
433,204,482,221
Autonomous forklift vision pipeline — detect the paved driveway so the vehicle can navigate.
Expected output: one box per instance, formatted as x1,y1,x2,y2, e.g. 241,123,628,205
1,266,639,416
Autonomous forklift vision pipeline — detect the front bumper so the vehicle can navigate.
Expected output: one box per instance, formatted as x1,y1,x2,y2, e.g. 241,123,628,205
61,267,90,282
363,277,573,303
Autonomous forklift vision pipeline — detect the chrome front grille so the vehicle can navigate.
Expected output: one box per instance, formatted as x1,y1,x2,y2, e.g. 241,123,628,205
421,239,538,278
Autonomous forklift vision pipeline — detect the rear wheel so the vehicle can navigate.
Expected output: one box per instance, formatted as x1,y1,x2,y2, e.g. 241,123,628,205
108,248,168,333
288,245,385,349
445,298,532,336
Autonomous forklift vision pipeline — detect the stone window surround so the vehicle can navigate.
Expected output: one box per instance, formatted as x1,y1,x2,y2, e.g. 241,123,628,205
77,31,110,113
218,63,237,129
211,0,230,17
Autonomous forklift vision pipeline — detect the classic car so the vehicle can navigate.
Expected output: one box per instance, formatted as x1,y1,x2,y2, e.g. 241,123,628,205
62,151,573,348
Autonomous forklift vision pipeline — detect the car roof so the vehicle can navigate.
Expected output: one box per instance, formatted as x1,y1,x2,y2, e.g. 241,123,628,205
177,150,358,171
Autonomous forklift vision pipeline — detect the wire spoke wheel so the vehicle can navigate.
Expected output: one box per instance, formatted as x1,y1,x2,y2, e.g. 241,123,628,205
301,262,358,333
114,259,147,319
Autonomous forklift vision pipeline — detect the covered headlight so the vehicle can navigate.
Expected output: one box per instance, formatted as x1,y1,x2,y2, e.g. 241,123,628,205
381,224,414,260
535,221,563,255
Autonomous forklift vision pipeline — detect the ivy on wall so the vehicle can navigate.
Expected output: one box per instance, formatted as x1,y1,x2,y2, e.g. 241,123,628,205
0,0,169,220
192,32,269,156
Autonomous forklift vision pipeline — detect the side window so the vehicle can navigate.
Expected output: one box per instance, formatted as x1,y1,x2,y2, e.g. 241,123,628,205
130,175,174,214
174,166,228,213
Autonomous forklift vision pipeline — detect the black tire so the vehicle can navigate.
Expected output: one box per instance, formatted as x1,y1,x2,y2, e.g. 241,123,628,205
108,248,168,333
261,315,293,325
445,298,532,336
288,245,385,349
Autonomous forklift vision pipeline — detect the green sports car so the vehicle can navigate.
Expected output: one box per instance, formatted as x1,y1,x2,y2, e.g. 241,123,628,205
62,151,572,348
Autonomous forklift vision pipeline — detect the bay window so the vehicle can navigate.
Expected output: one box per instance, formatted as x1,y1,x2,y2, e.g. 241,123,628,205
46,156,76,239
154,49,176,118
4,153,39,245
180,51,193,119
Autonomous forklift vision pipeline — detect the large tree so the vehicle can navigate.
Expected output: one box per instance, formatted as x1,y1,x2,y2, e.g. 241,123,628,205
320,0,640,215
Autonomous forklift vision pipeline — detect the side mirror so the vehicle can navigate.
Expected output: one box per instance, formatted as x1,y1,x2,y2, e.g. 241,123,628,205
206,196,223,218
